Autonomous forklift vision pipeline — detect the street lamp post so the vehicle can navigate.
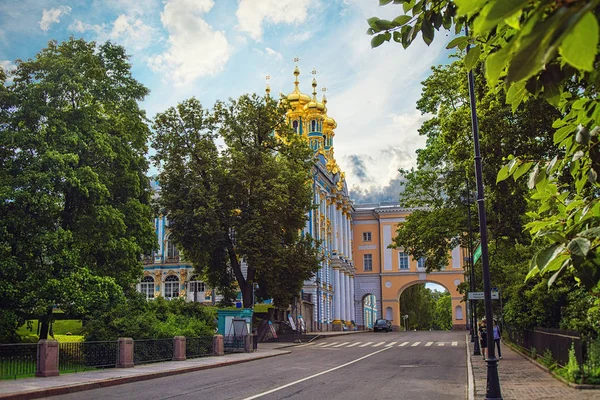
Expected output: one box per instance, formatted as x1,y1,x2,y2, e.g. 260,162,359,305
403,314,409,332
465,177,481,356
466,26,502,399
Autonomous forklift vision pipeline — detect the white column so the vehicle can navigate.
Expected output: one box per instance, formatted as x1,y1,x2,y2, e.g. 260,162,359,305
350,275,355,322
339,271,346,322
344,212,349,257
341,212,347,257
344,272,351,321
333,268,341,321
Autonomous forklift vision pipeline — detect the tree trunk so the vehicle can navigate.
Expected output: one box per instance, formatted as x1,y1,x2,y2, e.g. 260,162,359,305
38,308,53,340
242,285,253,309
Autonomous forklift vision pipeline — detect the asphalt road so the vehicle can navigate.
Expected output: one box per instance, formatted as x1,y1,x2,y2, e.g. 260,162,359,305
49,330,467,400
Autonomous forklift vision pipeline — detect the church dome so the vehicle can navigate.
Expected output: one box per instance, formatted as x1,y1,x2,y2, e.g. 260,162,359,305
304,77,325,111
287,66,311,105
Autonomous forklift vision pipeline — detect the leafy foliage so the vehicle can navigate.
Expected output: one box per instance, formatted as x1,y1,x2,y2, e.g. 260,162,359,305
0,39,155,340
152,95,321,308
399,284,451,330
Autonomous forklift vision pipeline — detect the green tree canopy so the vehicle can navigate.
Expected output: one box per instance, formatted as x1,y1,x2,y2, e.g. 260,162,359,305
0,38,155,341
152,95,321,308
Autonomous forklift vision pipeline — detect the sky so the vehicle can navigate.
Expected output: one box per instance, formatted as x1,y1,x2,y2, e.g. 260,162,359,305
0,0,451,203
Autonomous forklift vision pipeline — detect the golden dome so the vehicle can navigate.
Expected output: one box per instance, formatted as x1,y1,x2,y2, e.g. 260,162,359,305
287,66,311,105
304,77,325,111
322,95,337,129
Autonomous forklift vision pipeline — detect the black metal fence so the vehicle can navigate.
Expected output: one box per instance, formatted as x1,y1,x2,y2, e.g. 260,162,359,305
505,326,583,367
0,343,37,379
186,336,213,358
58,341,119,373
223,335,245,353
134,339,174,365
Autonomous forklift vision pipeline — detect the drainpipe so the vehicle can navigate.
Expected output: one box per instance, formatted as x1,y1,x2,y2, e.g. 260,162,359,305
373,209,383,319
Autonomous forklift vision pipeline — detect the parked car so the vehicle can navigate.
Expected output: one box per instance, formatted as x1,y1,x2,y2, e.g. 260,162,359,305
373,319,392,332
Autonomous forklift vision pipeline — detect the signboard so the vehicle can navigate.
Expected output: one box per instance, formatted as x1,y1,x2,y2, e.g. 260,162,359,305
468,290,499,300
268,320,278,339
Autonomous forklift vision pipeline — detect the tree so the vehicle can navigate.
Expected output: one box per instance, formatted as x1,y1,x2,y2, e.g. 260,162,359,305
152,95,321,309
433,291,453,330
0,39,155,341
370,0,600,294
400,284,435,330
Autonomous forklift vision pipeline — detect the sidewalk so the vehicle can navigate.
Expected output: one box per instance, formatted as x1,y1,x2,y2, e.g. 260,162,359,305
468,337,600,399
0,347,291,400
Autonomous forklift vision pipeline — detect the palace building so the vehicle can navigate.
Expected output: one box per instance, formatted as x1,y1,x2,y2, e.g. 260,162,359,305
276,65,355,331
352,203,466,330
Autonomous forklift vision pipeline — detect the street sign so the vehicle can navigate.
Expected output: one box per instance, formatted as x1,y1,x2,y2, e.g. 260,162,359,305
468,291,499,300
473,244,482,264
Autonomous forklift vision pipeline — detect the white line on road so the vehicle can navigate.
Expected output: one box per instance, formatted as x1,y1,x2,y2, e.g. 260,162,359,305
241,347,392,400
333,342,350,347
346,342,361,347
359,342,373,347
425,342,434,347
320,342,338,348
438,343,445,346
372,341,386,347
452,342,458,347
398,342,409,347
411,342,421,347
385,342,397,347
314,342,327,347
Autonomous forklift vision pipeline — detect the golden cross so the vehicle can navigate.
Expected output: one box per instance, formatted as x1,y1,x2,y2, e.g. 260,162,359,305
311,68,318,75
293,56,300,64
265,75,270,81
322,87,327,93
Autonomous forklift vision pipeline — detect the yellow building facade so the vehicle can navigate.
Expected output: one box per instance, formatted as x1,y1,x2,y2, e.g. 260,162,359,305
352,204,467,330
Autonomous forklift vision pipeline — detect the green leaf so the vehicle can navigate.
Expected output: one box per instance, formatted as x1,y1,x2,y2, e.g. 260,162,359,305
579,227,600,239
371,34,387,48
421,19,434,45
496,164,510,183
513,161,533,181
367,17,381,29
454,0,487,16
403,0,415,13
374,19,395,30
504,9,522,29
393,15,412,27
536,243,565,271
548,259,569,286
476,0,528,34
446,36,468,50
464,45,481,70
366,28,377,35
380,0,393,5
568,237,591,257
506,80,527,112
485,44,511,84
393,31,402,43
559,12,599,72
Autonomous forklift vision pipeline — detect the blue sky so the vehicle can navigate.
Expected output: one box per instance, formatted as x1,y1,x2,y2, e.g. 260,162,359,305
1,0,450,201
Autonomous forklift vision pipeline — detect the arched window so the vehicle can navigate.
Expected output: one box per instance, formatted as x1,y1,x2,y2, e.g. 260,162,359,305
141,276,154,299
311,119,316,131
164,275,179,298
385,306,393,321
455,305,463,320
292,120,299,133
166,237,179,262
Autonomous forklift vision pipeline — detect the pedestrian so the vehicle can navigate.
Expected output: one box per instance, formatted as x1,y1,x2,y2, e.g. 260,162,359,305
479,320,487,360
493,319,502,359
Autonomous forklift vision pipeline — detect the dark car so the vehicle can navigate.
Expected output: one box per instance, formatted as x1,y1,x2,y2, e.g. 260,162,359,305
373,319,392,332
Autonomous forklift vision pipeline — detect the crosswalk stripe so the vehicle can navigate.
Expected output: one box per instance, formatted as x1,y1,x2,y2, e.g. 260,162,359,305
359,342,373,347
438,343,445,346
411,341,421,347
398,342,409,347
372,341,386,347
315,342,327,347
452,342,458,346
333,342,350,348
425,341,434,347
385,342,397,347
321,342,338,348
346,342,361,347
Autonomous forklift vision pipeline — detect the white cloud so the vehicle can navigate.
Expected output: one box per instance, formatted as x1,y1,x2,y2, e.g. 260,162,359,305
265,47,282,61
1,60,16,82
284,30,313,45
69,15,156,52
39,6,72,32
236,0,312,41
148,0,231,86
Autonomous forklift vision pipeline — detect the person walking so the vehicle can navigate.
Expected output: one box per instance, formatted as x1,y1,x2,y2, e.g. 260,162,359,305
479,320,487,360
493,319,502,359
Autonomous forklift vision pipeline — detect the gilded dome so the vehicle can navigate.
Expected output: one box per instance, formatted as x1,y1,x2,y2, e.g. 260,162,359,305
304,77,325,111
287,66,311,105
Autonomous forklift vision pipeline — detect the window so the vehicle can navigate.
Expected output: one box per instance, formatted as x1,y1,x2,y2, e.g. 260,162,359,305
189,277,205,293
398,252,409,270
362,232,372,242
141,276,154,299
363,254,373,272
166,238,179,262
292,120,299,133
311,119,316,131
164,275,179,298
417,257,426,270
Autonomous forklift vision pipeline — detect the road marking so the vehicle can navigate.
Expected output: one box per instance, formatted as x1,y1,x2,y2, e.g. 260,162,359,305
438,343,445,346
320,342,338,348
398,342,409,347
372,341,386,347
385,342,397,347
411,342,421,347
425,341,434,347
359,342,373,347
295,343,314,348
333,342,350,347
452,341,458,347
314,342,327,347
346,342,361,347
242,347,392,400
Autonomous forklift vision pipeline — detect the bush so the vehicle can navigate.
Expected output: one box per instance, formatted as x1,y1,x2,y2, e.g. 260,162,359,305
83,295,216,341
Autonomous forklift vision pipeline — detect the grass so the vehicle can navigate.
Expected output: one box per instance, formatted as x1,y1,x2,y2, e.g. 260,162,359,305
16,320,84,342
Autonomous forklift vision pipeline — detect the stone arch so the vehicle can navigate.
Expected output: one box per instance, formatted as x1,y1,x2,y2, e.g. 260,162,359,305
361,293,378,329
392,278,464,331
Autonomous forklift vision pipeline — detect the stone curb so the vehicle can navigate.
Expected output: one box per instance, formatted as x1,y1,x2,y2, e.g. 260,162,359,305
0,351,292,400
504,341,600,390
466,334,475,400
